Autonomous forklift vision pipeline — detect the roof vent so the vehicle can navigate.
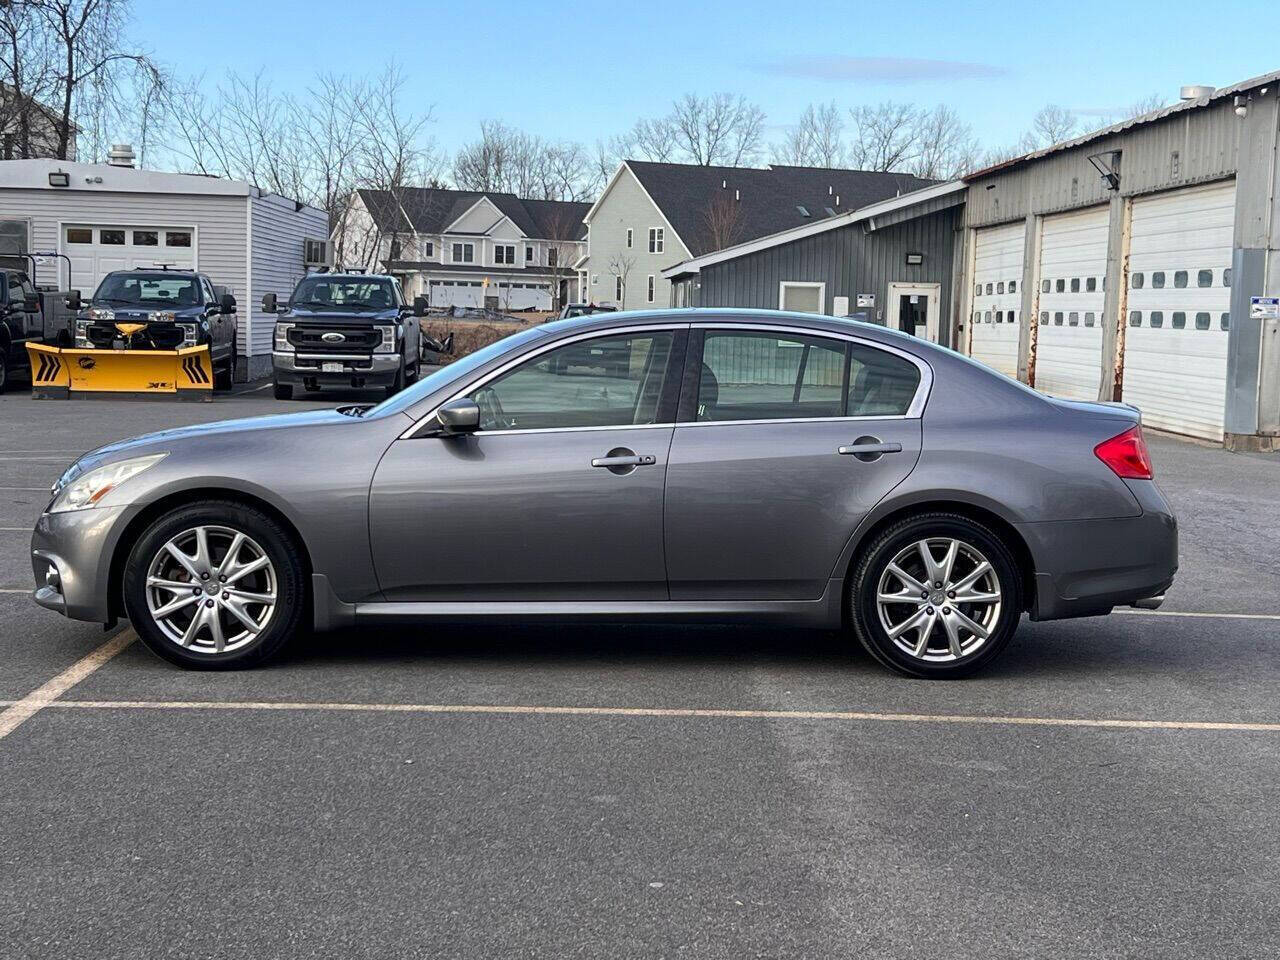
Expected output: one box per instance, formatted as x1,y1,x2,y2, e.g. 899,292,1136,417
1179,85,1215,101
796,205,810,217
107,144,136,168
735,189,740,201
828,185,833,195
721,179,727,188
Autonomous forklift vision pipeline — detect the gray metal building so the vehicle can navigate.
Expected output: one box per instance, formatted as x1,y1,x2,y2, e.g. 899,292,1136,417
960,72,1280,447
664,182,966,346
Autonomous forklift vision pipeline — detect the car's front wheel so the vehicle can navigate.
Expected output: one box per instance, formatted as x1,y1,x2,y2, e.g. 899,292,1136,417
850,512,1022,678
123,501,306,669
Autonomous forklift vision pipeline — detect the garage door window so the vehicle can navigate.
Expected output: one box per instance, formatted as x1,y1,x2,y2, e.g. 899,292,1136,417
1197,270,1213,288
1150,311,1164,328
1151,271,1165,289
66,228,92,244
1131,273,1144,289
467,332,674,432
1195,312,1211,330
165,231,192,248
101,230,125,245
133,230,158,246
1172,312,1186,329
1174,271,1188,289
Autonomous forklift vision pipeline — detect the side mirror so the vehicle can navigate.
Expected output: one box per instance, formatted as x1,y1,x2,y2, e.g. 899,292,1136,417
221,293,237,314
413,295,428,317
435,398,480,435
262,292,278,313
23,292,40,312
64,290,81,311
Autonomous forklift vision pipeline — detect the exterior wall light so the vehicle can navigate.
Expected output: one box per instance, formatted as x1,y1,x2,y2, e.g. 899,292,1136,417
905,252,924,266
48,171,70,187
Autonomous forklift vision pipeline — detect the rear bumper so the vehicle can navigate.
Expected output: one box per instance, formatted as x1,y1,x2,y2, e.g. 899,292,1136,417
1019,479,1178,621
273,351,400,389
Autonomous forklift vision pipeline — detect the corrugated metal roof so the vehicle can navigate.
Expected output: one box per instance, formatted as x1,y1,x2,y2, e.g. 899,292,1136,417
964,69,1280,180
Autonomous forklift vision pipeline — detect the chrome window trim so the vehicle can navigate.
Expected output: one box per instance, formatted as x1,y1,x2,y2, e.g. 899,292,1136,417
400,323,689,439
691,321,933,421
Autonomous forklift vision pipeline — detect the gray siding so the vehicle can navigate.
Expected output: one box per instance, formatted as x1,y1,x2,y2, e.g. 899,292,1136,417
0,187,247,297
693,205,961,342
249,193,328,362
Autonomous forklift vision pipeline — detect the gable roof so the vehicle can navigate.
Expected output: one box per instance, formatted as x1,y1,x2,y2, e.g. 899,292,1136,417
357,187,588,241
621,160,937,257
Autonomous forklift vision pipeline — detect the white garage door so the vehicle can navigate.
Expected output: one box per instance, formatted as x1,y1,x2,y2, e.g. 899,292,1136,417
969,223,1023,378
64,225,196,296
428,279,485,308
1035,206,1109,401
1122,181,1235,440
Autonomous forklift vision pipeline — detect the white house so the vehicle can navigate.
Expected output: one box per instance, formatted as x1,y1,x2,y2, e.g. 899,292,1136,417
0,152,328,379
582,160,936,310
338,187,588,312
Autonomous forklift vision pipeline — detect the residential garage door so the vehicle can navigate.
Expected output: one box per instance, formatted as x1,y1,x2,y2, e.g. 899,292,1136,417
64,225,195,296
1122,181,1235,440
1035,206,1109,401
969,223,1023,378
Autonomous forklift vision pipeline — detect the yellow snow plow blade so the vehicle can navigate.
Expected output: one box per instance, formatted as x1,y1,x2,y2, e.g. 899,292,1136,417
26,343,214,400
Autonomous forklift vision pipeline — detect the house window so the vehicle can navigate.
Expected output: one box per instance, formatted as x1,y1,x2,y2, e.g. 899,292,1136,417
424,241,434,257
495,244,515,264
101,230,125,245
452,242,474,263
547,247,558,267
526,245,533,262
626,228,633,249
648,227,664,254
647,275,655,303
615,276,623,301
165,231,191,247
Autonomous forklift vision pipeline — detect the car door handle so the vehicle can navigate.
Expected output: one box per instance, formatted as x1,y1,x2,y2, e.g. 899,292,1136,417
838,440,903,458
591,454,656,468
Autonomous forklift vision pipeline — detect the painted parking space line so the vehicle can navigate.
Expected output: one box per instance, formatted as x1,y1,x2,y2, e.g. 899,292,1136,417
42,698,1280,733
1114,608,1280,622
0,629,136,740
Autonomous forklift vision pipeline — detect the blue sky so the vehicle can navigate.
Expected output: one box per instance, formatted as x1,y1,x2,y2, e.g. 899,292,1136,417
132,0,1280,158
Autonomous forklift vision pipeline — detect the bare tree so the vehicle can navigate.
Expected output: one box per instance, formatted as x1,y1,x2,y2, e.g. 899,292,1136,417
847,101,919,172
910,104,979,179
670,93,764,166
1022,104,1079,150
701,190,745,250
607,252,635,308
771,102,845,168
452,120,598,200
0,1,58,159
611,115,678,163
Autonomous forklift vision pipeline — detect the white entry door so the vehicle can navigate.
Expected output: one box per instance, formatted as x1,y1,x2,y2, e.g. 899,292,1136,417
887,282,941,342
63,225,196,296
968,223,1024,377
1122,181,1235,440
1035,206,1110,400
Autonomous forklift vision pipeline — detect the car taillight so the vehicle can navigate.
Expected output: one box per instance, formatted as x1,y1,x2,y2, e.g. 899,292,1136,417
1094,425,1153,479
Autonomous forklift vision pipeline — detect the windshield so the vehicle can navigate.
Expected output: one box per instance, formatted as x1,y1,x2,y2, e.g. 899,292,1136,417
93,272,200,307
291,276,398,310
366,325,549,418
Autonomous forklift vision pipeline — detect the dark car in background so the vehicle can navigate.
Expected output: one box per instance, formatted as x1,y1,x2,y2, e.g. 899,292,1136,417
266,273,425,400
29,309,1177,679
70,269,238,389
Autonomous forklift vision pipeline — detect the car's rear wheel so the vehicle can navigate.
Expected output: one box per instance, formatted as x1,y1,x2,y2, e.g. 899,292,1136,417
123,501,305,669
850,512,1022,678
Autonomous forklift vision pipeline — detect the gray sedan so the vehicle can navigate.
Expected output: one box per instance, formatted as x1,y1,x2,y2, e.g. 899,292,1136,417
30,310,1177,678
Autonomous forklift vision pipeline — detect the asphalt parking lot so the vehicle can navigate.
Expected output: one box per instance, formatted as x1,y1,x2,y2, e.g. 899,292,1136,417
2,387,1279,960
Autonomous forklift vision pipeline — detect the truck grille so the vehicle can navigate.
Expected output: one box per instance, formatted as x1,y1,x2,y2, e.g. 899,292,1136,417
288,325,382,353
86,322,184,349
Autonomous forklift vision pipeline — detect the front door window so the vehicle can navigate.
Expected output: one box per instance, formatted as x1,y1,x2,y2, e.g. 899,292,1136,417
467,332,675,431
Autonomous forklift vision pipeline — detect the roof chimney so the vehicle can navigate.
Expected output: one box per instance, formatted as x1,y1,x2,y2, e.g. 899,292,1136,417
1179,85,1215,102
107,143,136,168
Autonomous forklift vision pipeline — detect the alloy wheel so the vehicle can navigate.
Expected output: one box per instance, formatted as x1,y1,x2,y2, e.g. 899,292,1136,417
875,537,1003,663
144,525,278,654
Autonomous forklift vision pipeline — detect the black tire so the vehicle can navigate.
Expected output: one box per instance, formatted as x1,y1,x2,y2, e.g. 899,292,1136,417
0,349,8,394
123,500,306,670
272,379,292,401
384,359,405,399
849,511,1023,679
214,348,235,391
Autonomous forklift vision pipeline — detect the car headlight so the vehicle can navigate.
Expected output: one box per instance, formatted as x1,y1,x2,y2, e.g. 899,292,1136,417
274,321,295,352
75,319,91,348
178,321,200,346
374,324,398,353
48,454,166,513
152,311,177,323
86,308,115,321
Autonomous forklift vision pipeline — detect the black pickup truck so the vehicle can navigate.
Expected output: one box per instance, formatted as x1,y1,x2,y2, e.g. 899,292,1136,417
0,266,45,393
266,273,425,400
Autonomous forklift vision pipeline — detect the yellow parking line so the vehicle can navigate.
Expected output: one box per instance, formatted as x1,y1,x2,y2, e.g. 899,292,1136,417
42,698,1280,733
0,629,136,740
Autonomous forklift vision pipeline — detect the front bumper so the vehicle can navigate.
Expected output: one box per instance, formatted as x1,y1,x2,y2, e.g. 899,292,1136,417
30,505,133,623
272,351,400,390
1020,479,1178,621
